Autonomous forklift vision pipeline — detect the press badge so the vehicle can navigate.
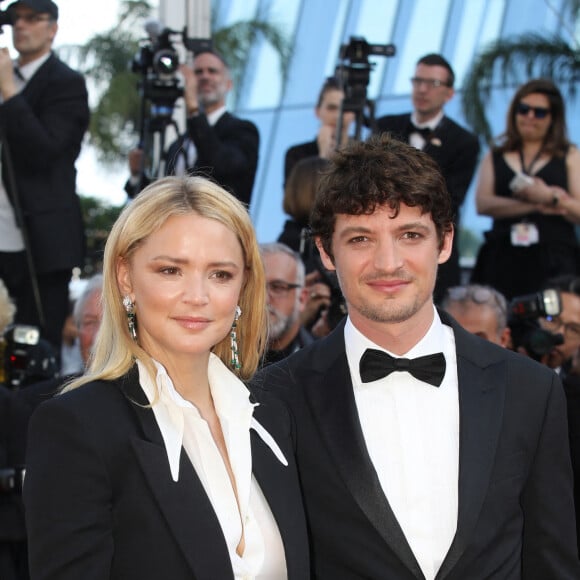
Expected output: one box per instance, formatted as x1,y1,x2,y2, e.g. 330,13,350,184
510,222,539,246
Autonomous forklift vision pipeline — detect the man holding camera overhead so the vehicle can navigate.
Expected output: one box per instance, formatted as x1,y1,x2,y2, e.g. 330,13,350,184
0,0,89,356
126,49,259,207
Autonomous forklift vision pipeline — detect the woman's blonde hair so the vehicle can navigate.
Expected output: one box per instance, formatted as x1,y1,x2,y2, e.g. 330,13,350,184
65,176,267,391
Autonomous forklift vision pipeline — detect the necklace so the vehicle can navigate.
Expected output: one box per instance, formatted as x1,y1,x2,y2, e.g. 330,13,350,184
519,148,544,175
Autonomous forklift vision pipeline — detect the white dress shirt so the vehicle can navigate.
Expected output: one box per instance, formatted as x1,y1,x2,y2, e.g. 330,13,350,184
345,307,459,580
137,354,288,580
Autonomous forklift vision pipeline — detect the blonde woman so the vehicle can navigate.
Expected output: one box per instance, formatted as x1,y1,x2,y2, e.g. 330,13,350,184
23,176,309,580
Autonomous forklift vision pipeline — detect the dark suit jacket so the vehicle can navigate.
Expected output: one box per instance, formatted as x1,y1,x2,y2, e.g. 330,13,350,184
0,53,89,274
252,312,580,579
284,139,319,185
126,112,259,207
375,115,480,300
23,368,309,580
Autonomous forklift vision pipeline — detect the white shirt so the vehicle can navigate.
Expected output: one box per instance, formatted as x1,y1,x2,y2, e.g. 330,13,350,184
345,308,459,580
0,52,52,252
409,110,443,150
137,354,288,580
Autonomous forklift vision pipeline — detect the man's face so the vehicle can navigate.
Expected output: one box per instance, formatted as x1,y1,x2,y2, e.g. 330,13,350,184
541,292,580,368
263,252,303,343
11,5,57,65
445,302,509,347
193,52,232,110
78,289,103,366
317,203,452,346
411,63,454,123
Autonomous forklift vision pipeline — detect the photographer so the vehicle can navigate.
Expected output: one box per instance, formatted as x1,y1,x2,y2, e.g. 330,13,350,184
0,0,89,355
126,49,259,207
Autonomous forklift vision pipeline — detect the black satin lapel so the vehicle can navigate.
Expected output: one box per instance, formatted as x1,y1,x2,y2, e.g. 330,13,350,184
437,355,506,579
250,429,309,580
306,354,423,577
129,397,233,580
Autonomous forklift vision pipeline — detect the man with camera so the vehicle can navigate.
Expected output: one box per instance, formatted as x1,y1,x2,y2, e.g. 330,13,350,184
126,49,259,207
375,54,480,303
0,0,89,358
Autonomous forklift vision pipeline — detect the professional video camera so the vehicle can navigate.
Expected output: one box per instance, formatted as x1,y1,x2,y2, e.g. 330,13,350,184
131,21,211,178
508,289,564,361
335,36,396,140
0,324,59,390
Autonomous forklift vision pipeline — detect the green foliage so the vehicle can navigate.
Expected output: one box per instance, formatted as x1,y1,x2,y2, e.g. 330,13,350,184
458,227,483,259
66,0,291,165
79,196,124,274
461,0,580,142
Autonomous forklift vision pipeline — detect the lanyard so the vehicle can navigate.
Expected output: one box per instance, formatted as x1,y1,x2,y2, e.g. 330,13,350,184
519,148,543,175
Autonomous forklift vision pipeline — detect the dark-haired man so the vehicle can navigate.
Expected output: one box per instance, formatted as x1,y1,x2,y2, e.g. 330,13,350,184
0,0,89,354
126,50,259,207
376,54,479,303
253,134,580,579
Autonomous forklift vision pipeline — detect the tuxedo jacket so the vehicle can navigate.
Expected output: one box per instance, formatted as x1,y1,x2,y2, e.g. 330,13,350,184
23,368,309,580
252,311,580,579
126,112,259,207
0,53,89,274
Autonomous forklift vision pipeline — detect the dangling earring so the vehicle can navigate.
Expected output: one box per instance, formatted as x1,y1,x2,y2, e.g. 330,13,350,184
122,295,137,341
230,305,241,370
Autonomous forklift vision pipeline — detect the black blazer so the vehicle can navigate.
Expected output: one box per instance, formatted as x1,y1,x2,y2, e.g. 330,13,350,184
0,53,89,274
126,112,259,207
23,368,309,580
252,312,580,579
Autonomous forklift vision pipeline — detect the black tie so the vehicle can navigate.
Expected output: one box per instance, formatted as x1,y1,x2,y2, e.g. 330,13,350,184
359,348,446,387
409,122,433,140
13,66,25,82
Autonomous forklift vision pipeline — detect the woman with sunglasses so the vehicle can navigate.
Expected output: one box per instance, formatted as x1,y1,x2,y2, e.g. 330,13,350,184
472,78,580,300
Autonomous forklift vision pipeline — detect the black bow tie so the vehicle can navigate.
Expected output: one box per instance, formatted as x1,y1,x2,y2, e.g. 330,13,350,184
409,122,433,139
359,348,446,387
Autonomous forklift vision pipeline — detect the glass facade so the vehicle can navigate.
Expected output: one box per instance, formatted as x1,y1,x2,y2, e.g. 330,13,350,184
214,0,578,254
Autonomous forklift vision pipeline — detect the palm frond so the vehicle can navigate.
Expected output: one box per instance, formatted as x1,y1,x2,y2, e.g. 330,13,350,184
462,33,580,142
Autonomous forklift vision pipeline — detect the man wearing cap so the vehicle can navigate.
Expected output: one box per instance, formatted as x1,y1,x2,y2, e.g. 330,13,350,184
0,0,89,357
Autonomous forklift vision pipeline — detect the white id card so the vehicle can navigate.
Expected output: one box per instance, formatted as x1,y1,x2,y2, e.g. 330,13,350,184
510,222,539,246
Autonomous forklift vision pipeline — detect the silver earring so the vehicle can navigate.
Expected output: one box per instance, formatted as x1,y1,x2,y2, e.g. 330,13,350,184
123,295,137,341
230,305,241,370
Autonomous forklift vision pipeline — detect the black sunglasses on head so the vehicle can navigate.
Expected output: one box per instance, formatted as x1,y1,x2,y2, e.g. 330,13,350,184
516,102,551,119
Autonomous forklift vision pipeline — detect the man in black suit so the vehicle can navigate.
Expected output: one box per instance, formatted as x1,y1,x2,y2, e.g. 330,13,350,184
375,54,479,303
0,0,89,353
126,50,259,207
254,134,580,579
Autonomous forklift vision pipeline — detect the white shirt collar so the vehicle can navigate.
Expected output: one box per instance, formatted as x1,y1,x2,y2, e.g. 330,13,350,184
15,51,51,83
411,110,444,130
207,105,227,126
137,353,287,482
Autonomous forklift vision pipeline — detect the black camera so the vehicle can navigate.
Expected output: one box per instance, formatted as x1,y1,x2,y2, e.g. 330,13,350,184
1,324,59,390
508,289,564,361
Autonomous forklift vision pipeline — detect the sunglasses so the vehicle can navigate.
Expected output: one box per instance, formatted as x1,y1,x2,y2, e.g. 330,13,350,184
516,102,551,119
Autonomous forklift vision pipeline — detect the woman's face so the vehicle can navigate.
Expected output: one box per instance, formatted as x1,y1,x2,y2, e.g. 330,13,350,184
117,212,245,367
515,92,552,143
316,88,355,129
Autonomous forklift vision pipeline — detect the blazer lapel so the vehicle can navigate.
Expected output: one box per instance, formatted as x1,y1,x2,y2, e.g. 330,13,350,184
436,317,507,579
250,415,309,580
305,326,424,578
120,371,234,580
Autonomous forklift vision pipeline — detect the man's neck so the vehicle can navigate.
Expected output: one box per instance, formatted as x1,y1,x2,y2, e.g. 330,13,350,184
18,49,51,67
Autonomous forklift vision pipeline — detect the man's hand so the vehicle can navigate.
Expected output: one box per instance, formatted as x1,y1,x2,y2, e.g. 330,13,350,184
179,64,199,116
0,48,17,101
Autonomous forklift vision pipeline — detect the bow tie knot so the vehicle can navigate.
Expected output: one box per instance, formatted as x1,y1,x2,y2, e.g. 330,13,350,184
359,348,446,387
